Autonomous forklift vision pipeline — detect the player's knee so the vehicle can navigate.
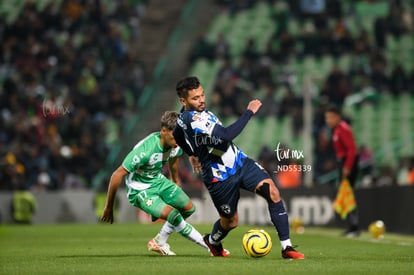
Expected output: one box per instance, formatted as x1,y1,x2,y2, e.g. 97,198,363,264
166,208,184,227
181,204,196,219
255,182,280,203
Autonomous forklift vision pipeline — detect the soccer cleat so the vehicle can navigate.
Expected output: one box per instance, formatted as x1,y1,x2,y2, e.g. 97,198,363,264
203,234,231,257
281,246,305,259
343,226,360,238
147,239,176,256
343,230,361,238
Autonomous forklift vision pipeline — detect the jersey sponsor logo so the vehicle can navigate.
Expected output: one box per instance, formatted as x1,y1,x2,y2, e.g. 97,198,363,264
192,113,201,121
149,153,163,165
132,152,146,165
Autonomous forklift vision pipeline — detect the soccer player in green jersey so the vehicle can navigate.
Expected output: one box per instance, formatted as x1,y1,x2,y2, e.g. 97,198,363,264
101,111,209,255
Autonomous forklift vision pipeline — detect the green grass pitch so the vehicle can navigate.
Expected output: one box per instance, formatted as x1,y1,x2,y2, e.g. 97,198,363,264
1,223,413,274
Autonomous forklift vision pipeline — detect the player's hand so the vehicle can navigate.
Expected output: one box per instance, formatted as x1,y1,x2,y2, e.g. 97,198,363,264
342,167,350,179
101,207,114,224
189,156,202,174
247,99,262,114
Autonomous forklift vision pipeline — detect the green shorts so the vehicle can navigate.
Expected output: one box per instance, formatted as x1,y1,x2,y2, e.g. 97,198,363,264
126,177,190,219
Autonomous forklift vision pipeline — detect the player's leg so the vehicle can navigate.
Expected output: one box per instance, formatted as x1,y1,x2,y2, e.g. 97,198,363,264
204,177,240,256
242,158,304,259
203,214,235,257
345,156,360,236
126,186,177,255
150,201,196,248
149,178,192,248
158,179,209,251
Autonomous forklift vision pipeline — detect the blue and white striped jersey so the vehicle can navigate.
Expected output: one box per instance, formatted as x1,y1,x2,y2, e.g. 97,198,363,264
176,109,247,183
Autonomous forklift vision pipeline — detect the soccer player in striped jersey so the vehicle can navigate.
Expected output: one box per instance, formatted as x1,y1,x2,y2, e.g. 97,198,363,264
101,111,209,255
173,76,304,259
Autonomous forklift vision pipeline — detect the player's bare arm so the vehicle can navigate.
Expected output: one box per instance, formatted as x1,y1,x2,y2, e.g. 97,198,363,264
168,157,181,186
189,156,202,173
101,165,129,224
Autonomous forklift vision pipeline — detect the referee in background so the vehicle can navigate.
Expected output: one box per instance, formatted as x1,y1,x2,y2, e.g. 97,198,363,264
325,105,360,237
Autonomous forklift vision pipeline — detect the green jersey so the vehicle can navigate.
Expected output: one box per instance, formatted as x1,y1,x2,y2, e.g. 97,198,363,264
122,132,182,190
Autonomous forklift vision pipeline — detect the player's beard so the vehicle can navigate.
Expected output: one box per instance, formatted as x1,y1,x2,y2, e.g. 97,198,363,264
189,102,205,112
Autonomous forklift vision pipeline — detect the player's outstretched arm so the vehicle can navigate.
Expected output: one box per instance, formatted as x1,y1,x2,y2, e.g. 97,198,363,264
101,165,128,224
212,99,262,141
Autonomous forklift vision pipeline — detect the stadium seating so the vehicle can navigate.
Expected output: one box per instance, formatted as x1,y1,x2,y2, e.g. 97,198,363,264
188,0,414,170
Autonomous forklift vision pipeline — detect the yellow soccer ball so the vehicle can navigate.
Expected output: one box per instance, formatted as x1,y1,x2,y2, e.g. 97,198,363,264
242,229,272,258
369,220,386,239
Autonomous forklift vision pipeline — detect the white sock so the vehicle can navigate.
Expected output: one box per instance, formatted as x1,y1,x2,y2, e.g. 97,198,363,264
175,220,209,251
281,239,292,250
154,222,175,246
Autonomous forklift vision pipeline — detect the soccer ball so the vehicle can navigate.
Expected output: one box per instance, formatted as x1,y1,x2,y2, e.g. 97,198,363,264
242,229,272,258
369,220,386,239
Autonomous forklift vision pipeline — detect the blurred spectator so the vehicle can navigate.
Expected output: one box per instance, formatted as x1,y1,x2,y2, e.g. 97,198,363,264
300,22,320,56
212,80,242,117
386,4,407,38
369,50,389,92
189,33,214,63
257,145,275,181
278,85,303,135
408,157,414,185
396,157,411,186
374,17,387,49
275,30,296,62
376,165,396,187
389,64,408,96
214,33,230,60
242,38,260,62
234,56,255,85
313,128,336,185
257,84,278,118
358,145,374,187
321,66,351,107
11,182,37,224
0,1,147,190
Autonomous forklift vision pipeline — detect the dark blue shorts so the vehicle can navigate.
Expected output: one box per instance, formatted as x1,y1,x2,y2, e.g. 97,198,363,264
206,157,271,218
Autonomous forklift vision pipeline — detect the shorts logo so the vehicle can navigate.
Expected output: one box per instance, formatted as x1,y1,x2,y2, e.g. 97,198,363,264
145,199,153,206
220,204,231,215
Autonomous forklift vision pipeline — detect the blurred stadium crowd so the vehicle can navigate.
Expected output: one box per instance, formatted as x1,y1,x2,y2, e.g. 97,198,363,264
190,0,414,187
1,0,414,192
0,0,146,191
